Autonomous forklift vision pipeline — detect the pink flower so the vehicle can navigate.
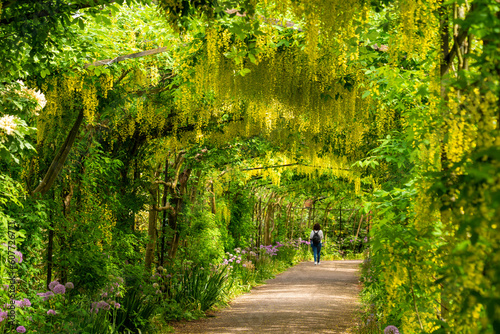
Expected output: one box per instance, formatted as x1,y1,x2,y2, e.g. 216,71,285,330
13,251,22,263
48,281,59,291
47,309,56,315
42,291,54,301
384,325,400,334
0,310,8,322
378,45,389,52
97,301,110,310
53,284,66,294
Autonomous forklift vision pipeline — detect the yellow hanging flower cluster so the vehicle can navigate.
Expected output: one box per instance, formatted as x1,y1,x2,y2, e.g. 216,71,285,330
390,0,440,61
82,84,98,124
100,75,114,98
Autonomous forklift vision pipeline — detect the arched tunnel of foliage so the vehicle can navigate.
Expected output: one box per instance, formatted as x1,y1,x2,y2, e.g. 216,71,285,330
0,0,499,333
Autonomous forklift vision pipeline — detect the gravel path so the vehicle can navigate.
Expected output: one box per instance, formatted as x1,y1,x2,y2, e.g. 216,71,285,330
174,260,362,333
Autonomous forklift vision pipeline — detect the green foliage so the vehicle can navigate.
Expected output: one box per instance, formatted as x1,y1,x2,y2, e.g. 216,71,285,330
153,263,231,321
181,202,225,266
227,191,254,249
428,146,500,332
169,264,230,312
114,287,157,333
0,0,152,80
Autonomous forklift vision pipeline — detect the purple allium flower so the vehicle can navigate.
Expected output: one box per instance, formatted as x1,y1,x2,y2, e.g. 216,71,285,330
21,298,31,307
16,326,26,333
65,282,74,289
0,310,8,322
13,251,23,263
97,301,110,310
36,291,54,301
364,237,368,243
47,309,56,315
43,291,54,301
236,260,241,264
115,303,121,309
242,264,247,268
53,284,66,294
153,283,159,288
384,325,400,334
48,281,59,291
14,300,23,307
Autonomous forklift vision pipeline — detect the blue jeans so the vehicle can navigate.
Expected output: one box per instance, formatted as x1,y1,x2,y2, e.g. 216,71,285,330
312,243,322,263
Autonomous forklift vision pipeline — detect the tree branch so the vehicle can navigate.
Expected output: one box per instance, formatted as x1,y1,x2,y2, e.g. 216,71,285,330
113,69,131,86
84,47,169,68
408,260,424,330
32,109,85,196
153,203,174,212
241,163,300,170
441,7,474,76
154,180,172,187
241,163,350,171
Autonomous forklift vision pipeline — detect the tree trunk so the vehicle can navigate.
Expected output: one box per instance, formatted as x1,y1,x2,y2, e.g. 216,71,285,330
145,184,159,271
46,220,54,289
32,110,84,197
160,158,169,266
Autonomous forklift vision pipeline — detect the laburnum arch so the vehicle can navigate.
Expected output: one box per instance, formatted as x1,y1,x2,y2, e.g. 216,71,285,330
3,0,498,333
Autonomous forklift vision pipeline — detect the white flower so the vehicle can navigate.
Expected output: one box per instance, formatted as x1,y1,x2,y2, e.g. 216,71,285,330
29,89,47,111
12,81,46,114
0,115,19,135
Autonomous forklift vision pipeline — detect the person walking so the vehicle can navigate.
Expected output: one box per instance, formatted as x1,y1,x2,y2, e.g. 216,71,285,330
310,223,324,265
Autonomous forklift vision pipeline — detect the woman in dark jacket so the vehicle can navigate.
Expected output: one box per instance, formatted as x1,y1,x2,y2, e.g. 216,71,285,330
310,223,324,265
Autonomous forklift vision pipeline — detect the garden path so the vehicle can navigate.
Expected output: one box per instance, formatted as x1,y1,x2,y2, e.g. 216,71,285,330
173,260,362,333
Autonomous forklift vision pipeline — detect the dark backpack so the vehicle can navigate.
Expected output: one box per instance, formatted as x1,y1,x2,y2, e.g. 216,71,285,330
312,231,321,245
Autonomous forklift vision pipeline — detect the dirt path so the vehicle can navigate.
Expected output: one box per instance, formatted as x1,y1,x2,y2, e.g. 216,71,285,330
174,260,362,333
